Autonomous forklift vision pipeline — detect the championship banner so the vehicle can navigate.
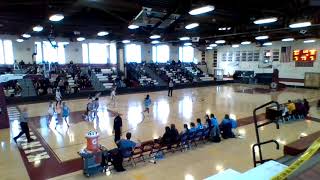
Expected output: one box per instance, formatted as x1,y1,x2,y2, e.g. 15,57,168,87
271,137,320,180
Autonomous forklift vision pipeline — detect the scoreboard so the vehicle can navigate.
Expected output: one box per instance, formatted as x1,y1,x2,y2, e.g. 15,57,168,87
293,49,317,62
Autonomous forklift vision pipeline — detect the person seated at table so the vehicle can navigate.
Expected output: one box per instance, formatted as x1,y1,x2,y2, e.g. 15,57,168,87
219,114,236,139
117,132,140,158
295,99,305,119
180,124,189,135
170,124,179,143
196,118,204,130
280,104,289,121
189,122,197,133
287,100,296,115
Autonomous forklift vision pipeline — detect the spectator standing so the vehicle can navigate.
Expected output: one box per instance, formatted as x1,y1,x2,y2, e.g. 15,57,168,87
113,114,123,142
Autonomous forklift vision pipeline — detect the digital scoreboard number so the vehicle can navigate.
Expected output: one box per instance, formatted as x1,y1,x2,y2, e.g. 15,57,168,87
293,49,317,62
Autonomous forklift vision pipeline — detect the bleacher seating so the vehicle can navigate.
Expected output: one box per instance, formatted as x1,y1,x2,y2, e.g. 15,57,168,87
184,63,214,82
147,63,192,85
127,63,159,87
94,67,120,89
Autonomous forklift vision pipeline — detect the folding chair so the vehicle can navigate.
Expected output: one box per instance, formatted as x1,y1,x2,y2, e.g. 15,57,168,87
120,147,135,167
188,131,197,148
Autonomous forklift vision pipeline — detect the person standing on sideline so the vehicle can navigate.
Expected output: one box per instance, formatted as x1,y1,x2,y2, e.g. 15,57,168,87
55,88,62,107
142,94,152,117
56,102,70,129
47,101,55,126
13,107,34,143
168,79,174,97
113,114,122,142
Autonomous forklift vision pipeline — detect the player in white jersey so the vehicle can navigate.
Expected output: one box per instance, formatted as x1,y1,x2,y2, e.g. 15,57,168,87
109,85,116,106
47,101,55,126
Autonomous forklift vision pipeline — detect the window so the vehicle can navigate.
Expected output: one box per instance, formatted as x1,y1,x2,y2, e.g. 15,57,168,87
35,42,43,63
0,40,14,64
82,43,110,64
179,46,194,62
152,45,170,63
110,42,117,64
82,44,89,64
125,44,141,63
35,41,67,64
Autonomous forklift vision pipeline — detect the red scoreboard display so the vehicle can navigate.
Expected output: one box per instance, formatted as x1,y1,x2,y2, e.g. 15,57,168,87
293,49,317,62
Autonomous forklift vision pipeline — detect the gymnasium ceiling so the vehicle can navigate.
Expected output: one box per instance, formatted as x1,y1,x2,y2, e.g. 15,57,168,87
0,0,320,47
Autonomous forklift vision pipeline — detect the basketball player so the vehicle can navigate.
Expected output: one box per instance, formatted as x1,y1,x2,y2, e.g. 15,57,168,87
55,88,62,107
142,94,152,117
92,97,99,119
109,85,117,106
56,102,70,129
47,101,55,126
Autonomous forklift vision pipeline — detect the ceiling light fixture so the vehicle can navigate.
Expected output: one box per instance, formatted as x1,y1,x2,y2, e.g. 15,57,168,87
255,35,269,40
76,37,85,42
209,43,217,47
215,40,226,44
281,38,294,42
303,39,316,43
241,41,251,45
150,35,161,39
49,14,64,22
185,23,199,29
184,42,192,46
122,40,130,44
218,27,231,31
16,39,24,43
263,42,272,46
179,37,190,41
189,5,215,15
33,25,43,32
254,17,278,25
97,31,109,36
128,24,139,29
151,40,160,44
206,47,213,50
289,21,311,28
22,34,31,38
232,44,239,48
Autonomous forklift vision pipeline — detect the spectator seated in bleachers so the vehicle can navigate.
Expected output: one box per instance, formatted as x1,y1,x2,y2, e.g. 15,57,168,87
3,80,22,97
33,67,92,96
126,63,159,87
148,62,192,84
